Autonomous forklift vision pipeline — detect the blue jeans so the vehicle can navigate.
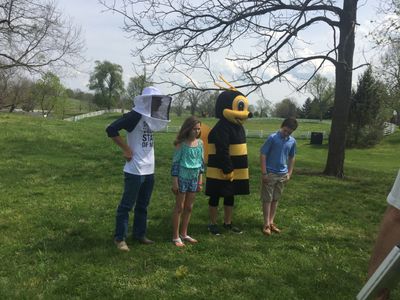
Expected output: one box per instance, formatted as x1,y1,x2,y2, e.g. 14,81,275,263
114,173,155,241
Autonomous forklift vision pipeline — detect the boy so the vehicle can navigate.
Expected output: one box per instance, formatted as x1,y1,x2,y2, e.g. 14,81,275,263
260,118,298,236
106,86,171,251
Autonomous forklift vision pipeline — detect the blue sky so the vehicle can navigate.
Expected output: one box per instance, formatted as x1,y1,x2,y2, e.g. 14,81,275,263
57,0,382,105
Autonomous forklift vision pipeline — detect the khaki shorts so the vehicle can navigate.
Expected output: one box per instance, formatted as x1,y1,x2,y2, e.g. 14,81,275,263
261,173,287,203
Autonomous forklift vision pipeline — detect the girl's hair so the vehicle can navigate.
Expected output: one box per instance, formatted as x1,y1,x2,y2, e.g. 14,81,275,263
173,116,201,146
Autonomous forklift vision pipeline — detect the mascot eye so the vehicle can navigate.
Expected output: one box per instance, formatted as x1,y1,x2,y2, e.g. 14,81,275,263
238,101,245,111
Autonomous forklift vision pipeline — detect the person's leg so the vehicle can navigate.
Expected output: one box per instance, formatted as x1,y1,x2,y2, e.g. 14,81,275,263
208,196,221,235
368,205,400,278
115,173,141,242
366,205,400,300
269,177,285,233
261,175,275,235
172,192,186,240
262,201,272,227
209,195,219,224
180,192,196,237
269,201,279,224
223,196,234,225
223,196,242,233
133,174,154,240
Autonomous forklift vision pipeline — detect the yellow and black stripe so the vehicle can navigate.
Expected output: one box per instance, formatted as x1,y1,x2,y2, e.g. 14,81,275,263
205,119,250,196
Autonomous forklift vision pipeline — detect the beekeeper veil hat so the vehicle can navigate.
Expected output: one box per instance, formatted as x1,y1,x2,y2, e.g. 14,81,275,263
133,86,172,131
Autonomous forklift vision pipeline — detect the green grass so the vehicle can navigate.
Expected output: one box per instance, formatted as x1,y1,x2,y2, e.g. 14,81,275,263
0,112,399,299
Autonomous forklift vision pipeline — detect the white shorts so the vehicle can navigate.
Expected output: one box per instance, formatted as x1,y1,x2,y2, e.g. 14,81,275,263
387,170,400,210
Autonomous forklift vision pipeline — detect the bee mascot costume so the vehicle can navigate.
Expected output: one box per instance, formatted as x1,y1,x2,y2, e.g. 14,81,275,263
205,78,253,235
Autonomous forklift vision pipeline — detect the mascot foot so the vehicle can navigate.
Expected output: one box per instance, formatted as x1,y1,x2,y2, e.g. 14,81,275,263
223,223,243,234
208,224,221,236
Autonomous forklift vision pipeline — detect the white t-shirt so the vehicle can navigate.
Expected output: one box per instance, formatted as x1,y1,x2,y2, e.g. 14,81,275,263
387,170,400,210
123,119,155,175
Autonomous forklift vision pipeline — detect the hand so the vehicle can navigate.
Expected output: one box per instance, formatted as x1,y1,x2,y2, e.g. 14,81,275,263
171,187,178,195
172,179,179,195
223,171,234,182
282,173,291,182
197,184,203,192
123,149,133,161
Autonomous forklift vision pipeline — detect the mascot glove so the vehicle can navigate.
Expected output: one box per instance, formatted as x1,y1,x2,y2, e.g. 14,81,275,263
222,171,234,182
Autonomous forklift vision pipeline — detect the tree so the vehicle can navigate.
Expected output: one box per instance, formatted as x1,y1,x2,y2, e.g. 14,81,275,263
299,97,313,119
101,0,360,177
256,98,271,118
33,72,65,117
379,42,400,125
0,68,14,109
306,74,334,121
0,0,83,72
198,91,218,117
172,92,187,117
88,60,124,110
370,0,400,46
126,74,152,101
346,66,386,147
273,98,299,119
7,77,33,113
186,89,202,116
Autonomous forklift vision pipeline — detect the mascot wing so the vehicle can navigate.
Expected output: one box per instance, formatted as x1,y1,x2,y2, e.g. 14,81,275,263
200,123,211,164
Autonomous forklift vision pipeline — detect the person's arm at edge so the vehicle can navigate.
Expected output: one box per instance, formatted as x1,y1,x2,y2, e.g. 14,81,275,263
260,154,268,183
110,136,133,161
106,111,140,161
287,156,295,180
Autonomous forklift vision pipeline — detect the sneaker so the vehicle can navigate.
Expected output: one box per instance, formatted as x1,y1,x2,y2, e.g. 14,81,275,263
262,225,271,236
208,224,221,235
270,223,281,234
135,237,155,245
115,240,130,252
223,223,243,234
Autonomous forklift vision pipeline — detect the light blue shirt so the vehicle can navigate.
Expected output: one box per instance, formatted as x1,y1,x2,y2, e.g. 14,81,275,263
260,131,296,174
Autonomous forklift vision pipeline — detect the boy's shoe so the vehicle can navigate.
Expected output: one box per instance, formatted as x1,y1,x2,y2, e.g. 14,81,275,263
208,224,221,235
270,223,281,234
262,225,271,236
115,240,130,252
223,223,243,234
135,237,155,245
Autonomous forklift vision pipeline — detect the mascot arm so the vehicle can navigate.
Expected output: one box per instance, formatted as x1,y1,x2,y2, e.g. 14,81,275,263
214,126,234,174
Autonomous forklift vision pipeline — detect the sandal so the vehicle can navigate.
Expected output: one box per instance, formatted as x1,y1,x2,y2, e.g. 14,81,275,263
270,223,281,233
180,235,198,244
172,238,185,247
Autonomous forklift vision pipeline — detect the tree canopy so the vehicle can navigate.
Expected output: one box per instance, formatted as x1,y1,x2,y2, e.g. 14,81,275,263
88,60,124,110
0,0,84,72
101,0,360,177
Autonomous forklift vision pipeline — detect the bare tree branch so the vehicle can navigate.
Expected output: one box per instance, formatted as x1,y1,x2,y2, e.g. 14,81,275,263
0,0,84,73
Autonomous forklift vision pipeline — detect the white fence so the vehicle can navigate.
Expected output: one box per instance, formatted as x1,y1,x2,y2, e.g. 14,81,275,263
65,111,398,139
383,122,398,136
64,109,123,122
163,125,326,140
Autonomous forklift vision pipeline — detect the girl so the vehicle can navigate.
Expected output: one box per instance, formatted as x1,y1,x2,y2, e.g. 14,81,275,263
171,116,204,247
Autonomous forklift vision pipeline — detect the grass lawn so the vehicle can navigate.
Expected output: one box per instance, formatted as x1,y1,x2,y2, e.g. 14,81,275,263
0,113,399,299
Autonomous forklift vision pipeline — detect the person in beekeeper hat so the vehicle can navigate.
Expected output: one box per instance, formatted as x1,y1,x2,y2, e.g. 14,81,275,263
106,86,172,251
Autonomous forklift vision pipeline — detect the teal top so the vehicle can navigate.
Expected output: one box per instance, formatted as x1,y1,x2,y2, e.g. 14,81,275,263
171,139,204,179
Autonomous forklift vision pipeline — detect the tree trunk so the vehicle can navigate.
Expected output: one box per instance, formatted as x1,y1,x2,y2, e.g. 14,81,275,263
323,0,357,178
